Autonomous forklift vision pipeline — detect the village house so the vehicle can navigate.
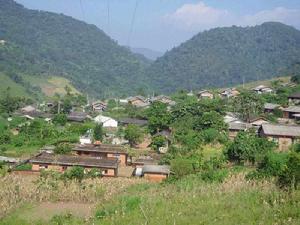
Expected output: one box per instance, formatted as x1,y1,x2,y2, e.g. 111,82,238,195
142,165,171,182
92,101,107,112
72,144,129,166
288,92,300,105
118,118,148,127
94,115,118,128
0,40,6,45
29,152,118,176
228,122,252,139
283,106,300,119
150,95,176,106
67,112,88,122
197,90,214,100
253,85,273,94
127,96,150,108
264,103,281,113
224,113,241,124
249,117,269,127
219,88,240,98
132,157,158,176
259,124,300,151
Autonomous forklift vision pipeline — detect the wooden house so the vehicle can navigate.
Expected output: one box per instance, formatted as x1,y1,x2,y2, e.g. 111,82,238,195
142,165,170,182
29,152,118,177
72,144,128,166
288,92,300,105
92,101,107,112
67,112,88,122
150,95,176,106
197,90,214,100
264,103,281,113
283,106,300,119
260,124,300,151
127,96,149,108
228,122,252,139
118,118,148,126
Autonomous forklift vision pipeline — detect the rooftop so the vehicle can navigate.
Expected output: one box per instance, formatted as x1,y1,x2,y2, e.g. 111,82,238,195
118,118,148,126
283,106,300,113
29,152,118,168
264,103,280,110
142,165,170,175
261,124,300,137
228,122,252,131
73,144,127,154
289,92,300,99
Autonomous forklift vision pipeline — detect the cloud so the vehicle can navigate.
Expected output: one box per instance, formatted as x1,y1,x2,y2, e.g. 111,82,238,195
164,2,231,30
164,2,300,31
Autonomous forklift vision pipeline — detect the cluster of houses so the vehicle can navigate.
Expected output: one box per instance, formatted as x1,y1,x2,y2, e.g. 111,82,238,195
227,91,300,151
20,143,171,182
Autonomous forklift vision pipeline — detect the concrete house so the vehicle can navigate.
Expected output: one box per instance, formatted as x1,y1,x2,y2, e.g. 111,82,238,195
142,165,170,182
197,90,214,100
72,144,128,166
260,124,300,151
94,115,118,128
29,152,118,177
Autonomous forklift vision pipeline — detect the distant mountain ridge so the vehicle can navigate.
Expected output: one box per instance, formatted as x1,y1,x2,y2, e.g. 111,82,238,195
0,0,148,98
145,22,300,93
130,47,164,61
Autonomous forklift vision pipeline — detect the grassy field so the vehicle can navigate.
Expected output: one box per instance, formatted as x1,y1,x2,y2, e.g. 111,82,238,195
24,75,80,97
0,73,29,97
1,172,299,225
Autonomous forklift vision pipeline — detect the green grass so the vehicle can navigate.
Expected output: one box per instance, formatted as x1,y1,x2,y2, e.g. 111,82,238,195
0,73,29,97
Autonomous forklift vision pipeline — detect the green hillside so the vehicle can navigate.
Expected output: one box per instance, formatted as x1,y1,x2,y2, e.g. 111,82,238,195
146,22,300,93
0,0,148,98
0,73,29,97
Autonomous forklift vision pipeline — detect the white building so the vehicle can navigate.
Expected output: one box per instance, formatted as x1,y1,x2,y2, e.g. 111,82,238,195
94,115,118,128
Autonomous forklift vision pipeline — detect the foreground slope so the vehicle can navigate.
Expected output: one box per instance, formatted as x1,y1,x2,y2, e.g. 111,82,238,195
0,0,147,97
146,22,300,93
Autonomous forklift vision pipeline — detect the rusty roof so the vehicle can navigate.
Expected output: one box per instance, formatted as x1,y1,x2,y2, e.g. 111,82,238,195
29,152,118,169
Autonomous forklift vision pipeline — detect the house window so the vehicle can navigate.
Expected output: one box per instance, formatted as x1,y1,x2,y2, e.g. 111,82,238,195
39,165,48,169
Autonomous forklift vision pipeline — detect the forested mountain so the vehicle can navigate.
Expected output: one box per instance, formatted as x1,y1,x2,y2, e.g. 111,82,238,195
130,47,163,61
146,22,300,93
0,0,148,97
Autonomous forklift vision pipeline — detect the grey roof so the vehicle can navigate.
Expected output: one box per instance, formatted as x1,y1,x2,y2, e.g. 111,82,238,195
228,122,252,131
118,118,148,126
283,106,300,113
73,144,127,154
264,103,280,110
0,156,19,163
289,92,300,99
67,112,88,122
142,165,170,175
261,124,300,137
29,152,118,169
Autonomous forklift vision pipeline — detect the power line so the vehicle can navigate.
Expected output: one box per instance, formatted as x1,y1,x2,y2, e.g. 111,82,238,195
79,0,86,21
127,0,139,47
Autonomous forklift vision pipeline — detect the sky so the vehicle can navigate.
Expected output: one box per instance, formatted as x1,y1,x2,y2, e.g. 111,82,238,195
15,0,300,52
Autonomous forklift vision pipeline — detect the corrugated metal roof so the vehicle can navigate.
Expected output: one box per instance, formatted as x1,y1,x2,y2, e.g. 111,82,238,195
262,124,300,137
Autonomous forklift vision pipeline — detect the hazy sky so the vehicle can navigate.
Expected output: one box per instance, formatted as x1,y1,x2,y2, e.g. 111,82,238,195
15,0,300,52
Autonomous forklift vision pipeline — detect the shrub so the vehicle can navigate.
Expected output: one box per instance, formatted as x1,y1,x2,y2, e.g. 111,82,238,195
200,128,219,144
171,158,195,179
200,168,229,183
53,113,67,126
64,166,85,182
278,151,300,190
54,142,72,154
0,131,11,145
86,168,102,178
151,135,166,151
14,163,32,171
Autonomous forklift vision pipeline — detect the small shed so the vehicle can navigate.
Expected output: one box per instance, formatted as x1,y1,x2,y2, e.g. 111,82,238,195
142,165,170,182
264,103,281,113
283,106,300,119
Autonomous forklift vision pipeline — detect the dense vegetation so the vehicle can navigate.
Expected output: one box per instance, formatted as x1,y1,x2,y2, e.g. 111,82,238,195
146,22,300,93
0,0,148,98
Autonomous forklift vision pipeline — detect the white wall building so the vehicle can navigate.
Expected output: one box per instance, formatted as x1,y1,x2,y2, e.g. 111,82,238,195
94,115,118,128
